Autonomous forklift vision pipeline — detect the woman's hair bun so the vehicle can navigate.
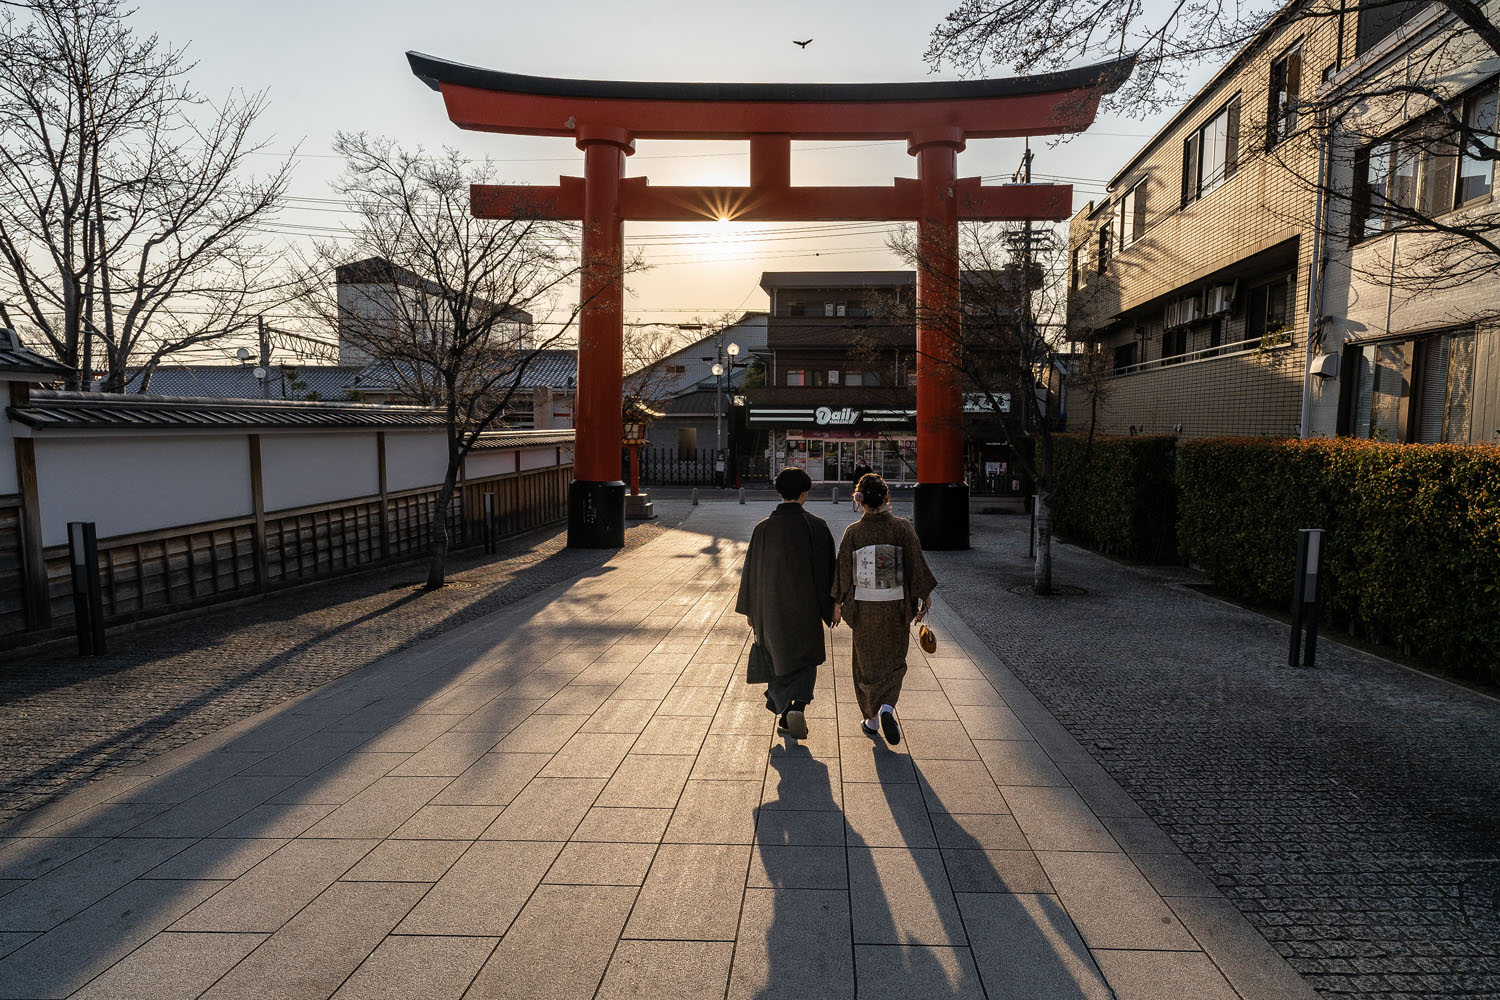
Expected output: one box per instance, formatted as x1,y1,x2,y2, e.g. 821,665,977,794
857,473,889,507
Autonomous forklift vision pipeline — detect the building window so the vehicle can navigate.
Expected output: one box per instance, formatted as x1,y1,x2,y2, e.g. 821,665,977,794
1347,329,1475,443
666,364,687,376
1355,77,1498,238
1161,327,1188,364
1182,95,1241,206
1112,342,1138,373
789,301,806,317
845,370,862,386
1355,0,1423,57
786,369,805,387
1117,180,1147,249
1457,81,1498,205
677,427,698,460
1071,243,1090,289
1244,276,1291,345
1096,223,1112,274
1268,42,1303,148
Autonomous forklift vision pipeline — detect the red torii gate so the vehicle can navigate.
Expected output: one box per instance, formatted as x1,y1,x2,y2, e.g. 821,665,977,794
408,53,1132,549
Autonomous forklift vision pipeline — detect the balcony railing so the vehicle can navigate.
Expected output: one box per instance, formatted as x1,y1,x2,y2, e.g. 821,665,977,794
1110,333,1294,377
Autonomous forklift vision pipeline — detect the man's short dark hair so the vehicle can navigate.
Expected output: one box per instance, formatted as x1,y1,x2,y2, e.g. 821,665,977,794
774,467,813,500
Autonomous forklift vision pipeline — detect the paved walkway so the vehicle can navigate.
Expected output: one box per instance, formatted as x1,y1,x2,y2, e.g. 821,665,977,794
0,502,1316,999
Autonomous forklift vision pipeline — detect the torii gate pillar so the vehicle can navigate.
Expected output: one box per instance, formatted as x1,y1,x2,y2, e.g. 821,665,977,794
912,135,968,550
570,131,632,548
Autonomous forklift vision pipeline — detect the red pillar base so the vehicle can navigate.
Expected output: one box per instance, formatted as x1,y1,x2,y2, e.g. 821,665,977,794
913,483,970,551
568,481,626,548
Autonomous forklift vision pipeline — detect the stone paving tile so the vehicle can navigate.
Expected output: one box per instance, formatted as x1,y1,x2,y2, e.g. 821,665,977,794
726,888,853,1000
395,840,561,936
1093,948,1241,1000
573,806,673,843
450,697,546,734
916,759,1009,814
330,935,495,1000
0,879,227,1000
999,785,1119,853
142,837,287,881
200,881,426,1000
756,809,847,847
595,940,734,1000
942,848,1054,894
208,802,335,839
19,801,171,841
848,847,966,946
762,755,842,811
749,845,848,889
388,732,501,777
596,754,695,809
0,837,196,932
901,720,982,760
389,804,501,840
543,841,657,885
0,837,108,881
268,752,412,805
631,715,711,755
466,884,637,1000
303,776,451,839
663,780,762,844
974,739,1070,787
843,783,937,848
341,839,467,882
171,837,378,933
928,813,1029,850
493,714,589,754
838,739,916,783
539,732,637,778
1037,851,1198,951
625,843,749,941
481,776,604,841
68,932,266,1000
957,892,1112,1000
579,700,659,734
854,944,986,1000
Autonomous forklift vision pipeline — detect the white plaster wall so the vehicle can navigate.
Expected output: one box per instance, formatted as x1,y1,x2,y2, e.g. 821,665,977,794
260,432,380,512
519,446,559,472
34,434,251,547
465,450,516,479
384,430,450,492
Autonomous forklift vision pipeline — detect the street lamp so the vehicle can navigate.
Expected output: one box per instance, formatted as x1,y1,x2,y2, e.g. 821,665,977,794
711,340,744,487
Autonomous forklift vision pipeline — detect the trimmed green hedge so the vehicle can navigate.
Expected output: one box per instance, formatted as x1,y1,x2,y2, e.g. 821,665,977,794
1177,438,1500,679
1049,434,1179,562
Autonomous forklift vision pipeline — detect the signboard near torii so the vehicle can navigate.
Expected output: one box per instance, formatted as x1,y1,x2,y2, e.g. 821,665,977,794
407,52,1133,550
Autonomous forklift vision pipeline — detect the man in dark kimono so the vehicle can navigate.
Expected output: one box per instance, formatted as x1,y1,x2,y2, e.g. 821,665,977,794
735,467,836,739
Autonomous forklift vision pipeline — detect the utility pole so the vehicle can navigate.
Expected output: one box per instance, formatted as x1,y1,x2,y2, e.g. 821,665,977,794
258,315,271,399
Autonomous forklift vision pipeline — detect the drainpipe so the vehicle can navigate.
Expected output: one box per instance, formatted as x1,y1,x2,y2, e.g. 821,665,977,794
1299,113,1331,439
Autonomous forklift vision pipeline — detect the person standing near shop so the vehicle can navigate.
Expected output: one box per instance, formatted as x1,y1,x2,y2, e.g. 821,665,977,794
850,455,873,510
833,472,936,745
713,450,727,489
736,468,837,739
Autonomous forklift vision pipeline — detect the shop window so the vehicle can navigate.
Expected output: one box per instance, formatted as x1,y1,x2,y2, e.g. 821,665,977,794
677,427,698,460
845,370,863,386
1347,330,1475,443
1268,42,1303,148
1182,95,1240,206
786,369,805,387
1116,179,1147,249
862,371,881,386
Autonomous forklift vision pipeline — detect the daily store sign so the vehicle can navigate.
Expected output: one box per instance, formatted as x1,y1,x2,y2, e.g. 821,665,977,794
815,407,860,426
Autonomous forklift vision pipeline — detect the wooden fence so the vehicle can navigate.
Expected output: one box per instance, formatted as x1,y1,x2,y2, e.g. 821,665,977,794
5,463,570,650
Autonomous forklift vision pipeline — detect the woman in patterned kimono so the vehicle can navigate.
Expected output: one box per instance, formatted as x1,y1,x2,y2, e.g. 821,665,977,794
832,473,937,746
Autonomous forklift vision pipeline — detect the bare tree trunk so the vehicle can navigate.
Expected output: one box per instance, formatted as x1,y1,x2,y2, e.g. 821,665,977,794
1033,491,1054,595
424,458,460,590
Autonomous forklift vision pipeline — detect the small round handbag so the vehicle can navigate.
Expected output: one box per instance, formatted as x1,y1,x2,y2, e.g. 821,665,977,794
917,623,937,654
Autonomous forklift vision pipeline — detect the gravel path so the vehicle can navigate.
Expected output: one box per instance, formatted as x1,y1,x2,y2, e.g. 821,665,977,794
930,512,1500,1000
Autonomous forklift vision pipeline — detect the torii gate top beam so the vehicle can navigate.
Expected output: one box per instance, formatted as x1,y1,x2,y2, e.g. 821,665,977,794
406,52,1134,142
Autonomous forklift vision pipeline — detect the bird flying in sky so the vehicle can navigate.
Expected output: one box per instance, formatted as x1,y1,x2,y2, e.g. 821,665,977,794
793,38,813,48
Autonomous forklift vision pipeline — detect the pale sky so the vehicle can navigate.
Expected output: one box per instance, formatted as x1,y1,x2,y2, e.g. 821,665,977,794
128,0,1208,357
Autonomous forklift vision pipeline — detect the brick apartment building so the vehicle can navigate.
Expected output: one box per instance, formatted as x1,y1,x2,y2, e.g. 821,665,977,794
1066,0,1498,443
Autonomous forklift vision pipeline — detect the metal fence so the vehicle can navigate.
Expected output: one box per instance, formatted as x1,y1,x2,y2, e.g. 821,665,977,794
624,447,729,486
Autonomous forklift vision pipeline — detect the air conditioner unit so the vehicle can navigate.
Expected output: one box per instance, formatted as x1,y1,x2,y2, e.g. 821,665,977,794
1164,294,1202,330
1205,281,1237,316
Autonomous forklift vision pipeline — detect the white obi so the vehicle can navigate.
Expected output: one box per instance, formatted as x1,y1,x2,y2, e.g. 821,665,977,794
853,544,905,601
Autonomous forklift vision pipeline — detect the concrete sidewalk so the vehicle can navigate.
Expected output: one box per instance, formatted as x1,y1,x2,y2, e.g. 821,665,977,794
0,503,1317,999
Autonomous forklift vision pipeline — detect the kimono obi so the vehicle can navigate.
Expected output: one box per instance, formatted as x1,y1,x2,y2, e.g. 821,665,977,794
853,544,905,602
